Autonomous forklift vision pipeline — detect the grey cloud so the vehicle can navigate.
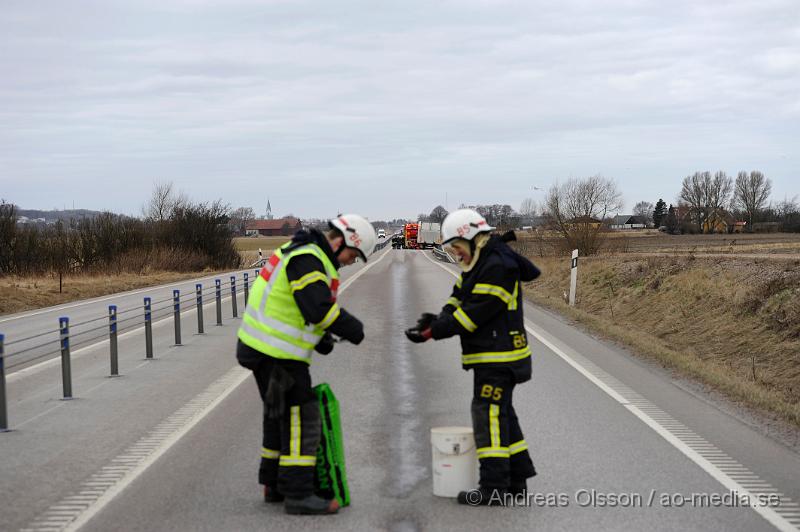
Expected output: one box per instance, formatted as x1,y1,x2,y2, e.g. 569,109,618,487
2,0,798,218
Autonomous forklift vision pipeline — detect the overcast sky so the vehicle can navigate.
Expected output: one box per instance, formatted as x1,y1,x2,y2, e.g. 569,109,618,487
2,0,798,221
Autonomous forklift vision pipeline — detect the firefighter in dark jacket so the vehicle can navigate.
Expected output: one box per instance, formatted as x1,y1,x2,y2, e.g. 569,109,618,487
236,214,376,515
405,208,541,505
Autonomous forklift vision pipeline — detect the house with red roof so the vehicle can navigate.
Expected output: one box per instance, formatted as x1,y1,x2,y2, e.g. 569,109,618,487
245,217,303,236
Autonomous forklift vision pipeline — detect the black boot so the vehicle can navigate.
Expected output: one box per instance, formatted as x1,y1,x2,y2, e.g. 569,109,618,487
457,487,508,506
264,485,285,503
284,494,339,515
509,479,527,496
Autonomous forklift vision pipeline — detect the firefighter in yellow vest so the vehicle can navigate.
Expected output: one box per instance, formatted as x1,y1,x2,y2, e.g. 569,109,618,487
236,214,376,515
405,208,540,505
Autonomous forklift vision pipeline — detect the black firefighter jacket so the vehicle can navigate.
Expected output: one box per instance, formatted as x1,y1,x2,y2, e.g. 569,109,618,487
430,234,540,383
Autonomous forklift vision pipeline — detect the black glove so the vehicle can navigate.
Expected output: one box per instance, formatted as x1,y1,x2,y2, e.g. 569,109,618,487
348,327,365,345
315,332,335,355
405,327,432,343
416,312,437,330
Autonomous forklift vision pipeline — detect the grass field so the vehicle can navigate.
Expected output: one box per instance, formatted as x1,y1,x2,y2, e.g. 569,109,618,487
514,230,800,257
234,236,291,268
233,235,291,251
0,272,197,315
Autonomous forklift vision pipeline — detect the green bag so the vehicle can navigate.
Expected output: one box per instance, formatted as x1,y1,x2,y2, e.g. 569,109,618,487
313,383,350,506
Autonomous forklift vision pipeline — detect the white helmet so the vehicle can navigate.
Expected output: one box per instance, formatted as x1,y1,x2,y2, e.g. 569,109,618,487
329,214,377,261
441,208,495,245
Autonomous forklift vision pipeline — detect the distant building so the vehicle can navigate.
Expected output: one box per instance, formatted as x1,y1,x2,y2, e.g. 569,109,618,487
246,217,303,236
567,216,603,229
703,210,735,234
610,215,648,230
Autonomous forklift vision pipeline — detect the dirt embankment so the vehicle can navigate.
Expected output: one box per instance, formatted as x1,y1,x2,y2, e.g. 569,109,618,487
522,253,800,427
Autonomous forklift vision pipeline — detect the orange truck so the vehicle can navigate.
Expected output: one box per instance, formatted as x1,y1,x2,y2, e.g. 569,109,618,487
403,223,419,249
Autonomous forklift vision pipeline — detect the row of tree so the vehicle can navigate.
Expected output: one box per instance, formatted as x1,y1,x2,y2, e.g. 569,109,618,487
678,170,774,232
538,172,799,254
417,204,524,229
628,171,796,234
0,185,240,277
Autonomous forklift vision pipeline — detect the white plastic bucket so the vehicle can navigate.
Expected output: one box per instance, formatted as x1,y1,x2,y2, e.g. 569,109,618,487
431,426,478,497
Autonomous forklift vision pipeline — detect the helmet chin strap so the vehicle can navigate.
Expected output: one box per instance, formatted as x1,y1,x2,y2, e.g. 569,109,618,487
333,240,345,259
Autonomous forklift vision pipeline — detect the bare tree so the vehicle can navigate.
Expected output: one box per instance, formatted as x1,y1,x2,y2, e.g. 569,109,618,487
498,204,517,229
0,200,16,274
519,198,537,217
733,170,772,231
144,182,187,222
428,205,449,224
633,201,654,226
545,175,623,255
709,170,733,217
230,206,256,236
679,171,732,233
776,196,799,218
775,195,800,231
664,204,680,234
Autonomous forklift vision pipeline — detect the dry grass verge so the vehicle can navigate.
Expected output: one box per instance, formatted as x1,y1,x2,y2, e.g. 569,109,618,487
1,245,281,316
234,236,290,251
523,254,800,427
0,272,205,316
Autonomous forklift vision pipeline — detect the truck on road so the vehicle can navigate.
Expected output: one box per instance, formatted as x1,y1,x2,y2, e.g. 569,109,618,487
416,222,441,249
403,223,419,249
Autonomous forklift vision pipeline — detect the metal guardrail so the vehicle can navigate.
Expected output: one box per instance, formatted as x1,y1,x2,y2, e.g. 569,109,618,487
432,244,456,264
0,271,253,431
374,238,390,252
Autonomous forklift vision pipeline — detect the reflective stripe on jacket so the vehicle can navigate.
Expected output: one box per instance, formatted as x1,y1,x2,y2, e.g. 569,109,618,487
431,236,535,381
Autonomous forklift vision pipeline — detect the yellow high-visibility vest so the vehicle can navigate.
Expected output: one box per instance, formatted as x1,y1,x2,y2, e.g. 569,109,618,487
238,243,339,364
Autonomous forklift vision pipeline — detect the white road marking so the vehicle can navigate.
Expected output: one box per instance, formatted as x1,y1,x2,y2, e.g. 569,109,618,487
420,249,799,532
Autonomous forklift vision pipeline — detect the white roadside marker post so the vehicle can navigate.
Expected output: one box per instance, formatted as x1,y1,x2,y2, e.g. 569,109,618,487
569,249,578,306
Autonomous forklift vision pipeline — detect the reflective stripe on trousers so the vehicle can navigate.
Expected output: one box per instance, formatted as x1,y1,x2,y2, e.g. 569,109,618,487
476,404,509,459
279,406,316,467
262,447,280,459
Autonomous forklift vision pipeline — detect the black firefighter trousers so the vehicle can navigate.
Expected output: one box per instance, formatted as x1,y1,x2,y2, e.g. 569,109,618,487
471,367,536,489
236,341,321,498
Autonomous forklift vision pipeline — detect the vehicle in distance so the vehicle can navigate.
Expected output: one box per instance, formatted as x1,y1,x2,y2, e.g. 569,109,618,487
417,222,441,250
403,223,419,249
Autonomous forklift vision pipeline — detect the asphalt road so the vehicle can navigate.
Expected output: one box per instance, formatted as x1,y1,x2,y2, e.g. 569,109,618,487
2,246,799,531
